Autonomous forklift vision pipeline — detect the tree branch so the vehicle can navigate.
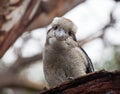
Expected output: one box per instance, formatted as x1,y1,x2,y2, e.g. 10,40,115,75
79,8,116,46
27,0,86,30
0,71,45,91
41,70,120,94
11,53,42,72
0,52,45,91
79,31,104,46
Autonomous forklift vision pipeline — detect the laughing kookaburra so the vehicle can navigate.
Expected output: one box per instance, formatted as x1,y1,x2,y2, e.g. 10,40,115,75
43,17,94,88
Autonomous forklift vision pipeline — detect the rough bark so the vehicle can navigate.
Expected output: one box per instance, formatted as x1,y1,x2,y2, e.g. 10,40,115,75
41,70,120,94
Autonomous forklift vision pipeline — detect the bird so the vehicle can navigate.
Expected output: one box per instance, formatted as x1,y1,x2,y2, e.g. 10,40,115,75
43,17,94,88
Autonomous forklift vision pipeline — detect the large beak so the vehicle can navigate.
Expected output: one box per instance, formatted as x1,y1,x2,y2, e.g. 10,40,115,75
54,28,68,41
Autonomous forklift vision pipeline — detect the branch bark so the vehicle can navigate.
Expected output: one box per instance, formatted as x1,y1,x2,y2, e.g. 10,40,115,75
41,70,120,94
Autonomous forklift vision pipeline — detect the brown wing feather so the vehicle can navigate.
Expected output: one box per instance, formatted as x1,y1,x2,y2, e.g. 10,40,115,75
71,33,94,73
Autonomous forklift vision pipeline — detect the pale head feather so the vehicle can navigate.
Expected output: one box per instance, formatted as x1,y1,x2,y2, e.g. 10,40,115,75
51,17,77,34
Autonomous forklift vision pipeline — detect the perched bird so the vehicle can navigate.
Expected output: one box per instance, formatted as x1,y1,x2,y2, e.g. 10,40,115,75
43,17,94,88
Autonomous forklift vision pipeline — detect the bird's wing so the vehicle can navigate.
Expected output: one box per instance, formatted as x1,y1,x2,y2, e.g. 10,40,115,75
70,34,94,73
79,46,94,73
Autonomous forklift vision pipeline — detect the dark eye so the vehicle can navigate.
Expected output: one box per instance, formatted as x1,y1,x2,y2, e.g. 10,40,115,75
54,26,58,30
68,31,72,36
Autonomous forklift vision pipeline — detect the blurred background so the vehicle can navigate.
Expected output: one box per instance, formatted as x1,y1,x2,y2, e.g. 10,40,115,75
0,0,120,94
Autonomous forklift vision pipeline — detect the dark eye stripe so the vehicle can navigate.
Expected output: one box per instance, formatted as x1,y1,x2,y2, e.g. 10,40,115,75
69,31,77,41
47,28,52,34
54,26,58,30
68,31,72,36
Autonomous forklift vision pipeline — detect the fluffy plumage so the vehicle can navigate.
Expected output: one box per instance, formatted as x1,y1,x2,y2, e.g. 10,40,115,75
52,17,77,34
43,17,94,88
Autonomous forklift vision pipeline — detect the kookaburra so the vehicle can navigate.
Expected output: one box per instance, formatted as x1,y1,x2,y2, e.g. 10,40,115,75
43,17,94,88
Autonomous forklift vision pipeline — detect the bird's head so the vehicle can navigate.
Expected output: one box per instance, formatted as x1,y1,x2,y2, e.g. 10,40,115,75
47,17,77,42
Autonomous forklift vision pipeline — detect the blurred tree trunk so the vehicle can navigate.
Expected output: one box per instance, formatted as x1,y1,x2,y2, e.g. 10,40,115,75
0,0,85,58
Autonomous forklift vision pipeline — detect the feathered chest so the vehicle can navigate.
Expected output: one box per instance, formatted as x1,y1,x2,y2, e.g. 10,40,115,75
43,46,87,70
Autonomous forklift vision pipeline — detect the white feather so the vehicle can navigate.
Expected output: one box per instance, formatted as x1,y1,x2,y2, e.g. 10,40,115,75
52,17,77,33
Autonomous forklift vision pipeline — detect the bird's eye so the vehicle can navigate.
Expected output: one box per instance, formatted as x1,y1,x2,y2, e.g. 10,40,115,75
68,31,72,36
54,26,58,30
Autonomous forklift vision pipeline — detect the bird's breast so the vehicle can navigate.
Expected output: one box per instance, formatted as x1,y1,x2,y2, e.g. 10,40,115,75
43,46,87,87
43,46,86,74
